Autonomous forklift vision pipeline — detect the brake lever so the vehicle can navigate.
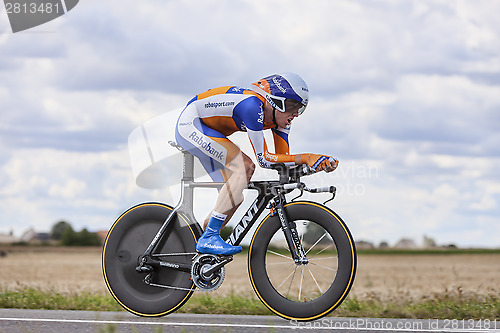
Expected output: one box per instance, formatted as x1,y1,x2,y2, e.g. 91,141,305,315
323,191,336,205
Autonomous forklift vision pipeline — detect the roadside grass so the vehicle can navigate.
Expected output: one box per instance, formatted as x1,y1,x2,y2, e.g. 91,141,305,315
0,288,499,320
356,248,500,255
335,293,500,320
0,288,121,312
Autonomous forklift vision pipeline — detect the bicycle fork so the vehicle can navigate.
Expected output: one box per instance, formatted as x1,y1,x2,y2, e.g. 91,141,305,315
269,192,309,265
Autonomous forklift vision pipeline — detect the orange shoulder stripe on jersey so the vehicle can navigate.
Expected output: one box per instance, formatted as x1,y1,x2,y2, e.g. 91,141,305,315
196,86,233,100
243,90,266,104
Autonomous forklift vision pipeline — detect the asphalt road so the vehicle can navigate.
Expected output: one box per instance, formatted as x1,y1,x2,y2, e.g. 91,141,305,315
0,309,497,332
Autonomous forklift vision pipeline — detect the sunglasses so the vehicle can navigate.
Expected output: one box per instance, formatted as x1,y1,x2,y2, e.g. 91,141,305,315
268,96,306,115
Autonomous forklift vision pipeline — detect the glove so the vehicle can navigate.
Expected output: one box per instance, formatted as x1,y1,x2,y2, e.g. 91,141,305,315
304,154,338,172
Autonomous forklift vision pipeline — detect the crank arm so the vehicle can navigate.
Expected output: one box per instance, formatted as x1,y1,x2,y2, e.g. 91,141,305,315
203,255,233,276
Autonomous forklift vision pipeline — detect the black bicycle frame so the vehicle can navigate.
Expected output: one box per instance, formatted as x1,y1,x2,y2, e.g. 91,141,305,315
139,147,306,271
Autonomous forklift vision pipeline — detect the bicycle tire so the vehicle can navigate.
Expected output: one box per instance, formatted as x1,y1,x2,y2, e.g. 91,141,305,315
102,202,201,317
248,201,356,321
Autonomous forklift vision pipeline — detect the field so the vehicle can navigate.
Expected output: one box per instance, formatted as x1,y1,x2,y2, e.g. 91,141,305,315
1,246,499,319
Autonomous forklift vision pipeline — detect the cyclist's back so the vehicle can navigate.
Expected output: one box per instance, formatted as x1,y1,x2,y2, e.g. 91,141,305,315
185,85,271,135
176,85,291,182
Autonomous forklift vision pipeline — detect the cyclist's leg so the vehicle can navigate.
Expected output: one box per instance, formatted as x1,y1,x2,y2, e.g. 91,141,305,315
176,107,254,221
195,146,255,254
211,149,255,224
203,153,254,229
176,112,251,254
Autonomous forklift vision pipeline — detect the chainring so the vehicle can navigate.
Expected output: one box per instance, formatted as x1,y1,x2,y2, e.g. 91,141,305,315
191,254,225,292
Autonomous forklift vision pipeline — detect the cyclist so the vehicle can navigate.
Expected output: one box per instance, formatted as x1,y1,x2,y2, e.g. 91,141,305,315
175,73,338,255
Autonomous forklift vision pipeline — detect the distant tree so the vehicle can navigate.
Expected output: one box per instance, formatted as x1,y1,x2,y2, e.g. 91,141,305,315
60,226,100,246
50,221,72,240
379,241,390,249
76,228,101,246
60,225,77,245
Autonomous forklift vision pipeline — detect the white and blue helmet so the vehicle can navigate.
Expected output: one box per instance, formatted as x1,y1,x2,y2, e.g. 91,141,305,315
251,73,309,115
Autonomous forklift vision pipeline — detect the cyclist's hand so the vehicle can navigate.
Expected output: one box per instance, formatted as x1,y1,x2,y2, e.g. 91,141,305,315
306,154,338,173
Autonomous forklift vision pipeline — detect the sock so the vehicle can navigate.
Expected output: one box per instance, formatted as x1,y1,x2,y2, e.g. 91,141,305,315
205,211,227,235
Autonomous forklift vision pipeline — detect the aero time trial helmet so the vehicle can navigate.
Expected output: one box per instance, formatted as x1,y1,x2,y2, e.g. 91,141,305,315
251,73,309,115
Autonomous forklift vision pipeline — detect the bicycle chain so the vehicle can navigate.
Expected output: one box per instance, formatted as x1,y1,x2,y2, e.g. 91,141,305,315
151,252,198,257
143,253,226,292
143,273,198,292
142,252,198,292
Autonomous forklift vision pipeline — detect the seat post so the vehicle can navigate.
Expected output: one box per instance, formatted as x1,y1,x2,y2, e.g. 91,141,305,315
177,149,197,225
182,150,195,181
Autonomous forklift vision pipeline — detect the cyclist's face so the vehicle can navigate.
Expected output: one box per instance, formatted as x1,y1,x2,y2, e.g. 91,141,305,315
276,100,300,127
284,99,303,114
263,99,301,128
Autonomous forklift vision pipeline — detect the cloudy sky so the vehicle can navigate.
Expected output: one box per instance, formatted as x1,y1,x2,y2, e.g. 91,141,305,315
1,0,499,247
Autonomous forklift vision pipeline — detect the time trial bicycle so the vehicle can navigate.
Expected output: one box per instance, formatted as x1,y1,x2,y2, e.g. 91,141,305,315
102,141,357,321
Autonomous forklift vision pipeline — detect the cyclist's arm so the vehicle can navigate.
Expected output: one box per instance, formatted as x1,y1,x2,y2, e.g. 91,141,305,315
247,129,295,168
270,124,338,171
236,96,337,171
272,127,290,155
247,129,338,173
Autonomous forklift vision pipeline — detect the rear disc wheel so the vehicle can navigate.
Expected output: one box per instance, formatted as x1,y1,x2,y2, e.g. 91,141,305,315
102,202,200,316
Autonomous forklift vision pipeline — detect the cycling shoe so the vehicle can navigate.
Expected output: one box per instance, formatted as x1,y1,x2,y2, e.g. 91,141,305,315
196,231,242,255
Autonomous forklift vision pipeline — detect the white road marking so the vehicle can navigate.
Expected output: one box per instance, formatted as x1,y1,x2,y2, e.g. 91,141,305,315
0,317,290,329
0,316,494,332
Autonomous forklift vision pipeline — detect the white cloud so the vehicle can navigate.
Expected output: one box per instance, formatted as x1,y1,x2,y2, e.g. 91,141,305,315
0,147,155,235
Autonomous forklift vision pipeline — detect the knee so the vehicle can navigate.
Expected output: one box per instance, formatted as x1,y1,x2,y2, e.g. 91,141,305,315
229,153,255,183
